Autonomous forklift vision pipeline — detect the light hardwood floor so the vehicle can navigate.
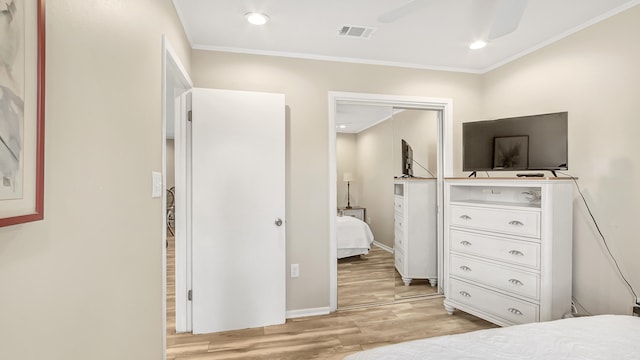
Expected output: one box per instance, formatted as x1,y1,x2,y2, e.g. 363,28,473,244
166,237,495,359
338,246,437,308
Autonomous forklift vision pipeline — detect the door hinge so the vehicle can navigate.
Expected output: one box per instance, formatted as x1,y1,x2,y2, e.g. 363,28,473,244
187,110,192,122
188,290,192,301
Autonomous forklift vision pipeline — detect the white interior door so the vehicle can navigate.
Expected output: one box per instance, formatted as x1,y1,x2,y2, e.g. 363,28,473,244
191,88,286,334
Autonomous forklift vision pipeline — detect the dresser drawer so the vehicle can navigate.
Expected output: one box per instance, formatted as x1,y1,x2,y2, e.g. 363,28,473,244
394,214,406,233
450,205,540,238
394,248,405,271
394,197,404,215
450,230,540,269
450,254,539,299
394,228,405,251
449,278,539,325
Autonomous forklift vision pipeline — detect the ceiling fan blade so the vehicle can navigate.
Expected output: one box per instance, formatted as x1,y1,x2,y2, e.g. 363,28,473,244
378,0,432,23
488,0,528,39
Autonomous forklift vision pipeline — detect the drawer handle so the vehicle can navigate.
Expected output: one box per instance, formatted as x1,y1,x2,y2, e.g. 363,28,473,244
460,240,472,246
460,215,472,220
508,308,523,316
508,220,524,227
459,291,471,298
508,278,524,286
459,266,472,272
509,250,525,257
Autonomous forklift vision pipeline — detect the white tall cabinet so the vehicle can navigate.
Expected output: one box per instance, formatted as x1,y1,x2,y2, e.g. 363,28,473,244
444,178,573,327
394,179,437,286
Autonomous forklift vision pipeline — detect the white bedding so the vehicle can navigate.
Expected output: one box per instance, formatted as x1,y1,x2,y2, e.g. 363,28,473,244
337,215,374,259
344,315,640,360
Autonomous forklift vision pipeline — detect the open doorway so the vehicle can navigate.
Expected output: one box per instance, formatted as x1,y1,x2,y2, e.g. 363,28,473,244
162,37,193,355
328,92,452,312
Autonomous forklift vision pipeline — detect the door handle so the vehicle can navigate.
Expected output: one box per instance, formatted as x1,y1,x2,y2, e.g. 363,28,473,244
275,218,283,226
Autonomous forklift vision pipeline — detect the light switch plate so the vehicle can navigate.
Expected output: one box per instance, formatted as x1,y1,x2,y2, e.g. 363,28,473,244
152,171,162,198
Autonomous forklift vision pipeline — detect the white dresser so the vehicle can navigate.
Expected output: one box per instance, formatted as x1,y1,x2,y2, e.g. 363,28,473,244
444,178,573,327
394,179,437,286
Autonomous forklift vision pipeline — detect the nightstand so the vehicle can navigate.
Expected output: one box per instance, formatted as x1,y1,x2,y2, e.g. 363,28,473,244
338,207,366,222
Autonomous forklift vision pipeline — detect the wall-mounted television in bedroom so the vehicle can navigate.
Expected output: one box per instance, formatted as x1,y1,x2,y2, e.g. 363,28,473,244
462,112,568,175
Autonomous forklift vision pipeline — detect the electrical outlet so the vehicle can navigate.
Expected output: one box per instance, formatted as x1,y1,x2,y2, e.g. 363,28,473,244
290,264,299,278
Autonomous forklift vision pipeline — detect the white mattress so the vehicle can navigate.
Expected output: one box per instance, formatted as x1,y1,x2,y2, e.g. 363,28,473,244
344,315,640,360
337,215,374,259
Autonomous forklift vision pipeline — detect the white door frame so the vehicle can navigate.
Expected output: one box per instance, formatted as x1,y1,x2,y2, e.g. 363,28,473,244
328,91,453,311
162,36,193,355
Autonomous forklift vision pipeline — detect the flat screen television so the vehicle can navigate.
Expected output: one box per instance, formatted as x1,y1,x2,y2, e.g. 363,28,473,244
462,112,568,173
401,139,413,177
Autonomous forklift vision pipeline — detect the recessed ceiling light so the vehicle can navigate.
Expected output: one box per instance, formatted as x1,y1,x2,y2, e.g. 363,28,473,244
245,12,269,26
469,40,487,50
337,124,348,129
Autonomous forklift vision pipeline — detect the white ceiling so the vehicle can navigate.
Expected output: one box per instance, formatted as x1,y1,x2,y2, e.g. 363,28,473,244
335,104,402,133
172,0,639,73
171,0,638,133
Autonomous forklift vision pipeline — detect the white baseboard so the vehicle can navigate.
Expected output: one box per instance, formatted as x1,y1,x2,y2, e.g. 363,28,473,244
286,306,331,319
373,241,393,253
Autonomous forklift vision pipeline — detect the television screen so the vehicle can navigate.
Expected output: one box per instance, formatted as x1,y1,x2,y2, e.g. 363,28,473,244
463,112,568,172
401,139,413,177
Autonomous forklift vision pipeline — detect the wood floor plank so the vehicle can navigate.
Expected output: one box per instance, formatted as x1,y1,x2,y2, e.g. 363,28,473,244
338,246,437,307
166,236,496,359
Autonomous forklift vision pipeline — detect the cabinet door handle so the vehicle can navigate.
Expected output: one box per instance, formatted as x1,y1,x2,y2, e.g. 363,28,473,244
508,308,523,316
460,240,472,246
460,215,472,220
459,265,472,272
508,278,524,286
509,250,525,257
508,220,524,226
459,291,471,298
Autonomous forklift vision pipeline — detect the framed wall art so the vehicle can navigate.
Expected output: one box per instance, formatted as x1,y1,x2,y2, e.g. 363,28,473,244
0,0,45,227
493,135,528,170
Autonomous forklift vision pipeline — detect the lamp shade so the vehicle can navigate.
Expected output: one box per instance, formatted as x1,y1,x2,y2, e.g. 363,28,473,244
343,172,354,182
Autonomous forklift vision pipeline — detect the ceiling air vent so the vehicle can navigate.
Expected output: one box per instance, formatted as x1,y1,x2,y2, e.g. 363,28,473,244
338,25,376,39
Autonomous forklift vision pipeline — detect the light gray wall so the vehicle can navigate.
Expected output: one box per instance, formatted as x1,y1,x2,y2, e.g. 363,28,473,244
166,139,176,189
0,1,191,359
191,51,483,311
336,133,357,208
351,110,439,248
392,110,439,178
193,3,640,313
481,6,640,314
356,119,395,247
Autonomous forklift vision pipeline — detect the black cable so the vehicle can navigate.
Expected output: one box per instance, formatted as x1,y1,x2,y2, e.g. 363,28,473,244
558,171,638,301
571,297,593,316
412,158,436,178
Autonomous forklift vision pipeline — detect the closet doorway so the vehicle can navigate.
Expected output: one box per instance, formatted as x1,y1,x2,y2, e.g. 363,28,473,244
329,92,452,311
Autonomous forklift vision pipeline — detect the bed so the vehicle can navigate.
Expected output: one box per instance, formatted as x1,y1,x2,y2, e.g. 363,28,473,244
344,315,640,359
337,214,374,259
